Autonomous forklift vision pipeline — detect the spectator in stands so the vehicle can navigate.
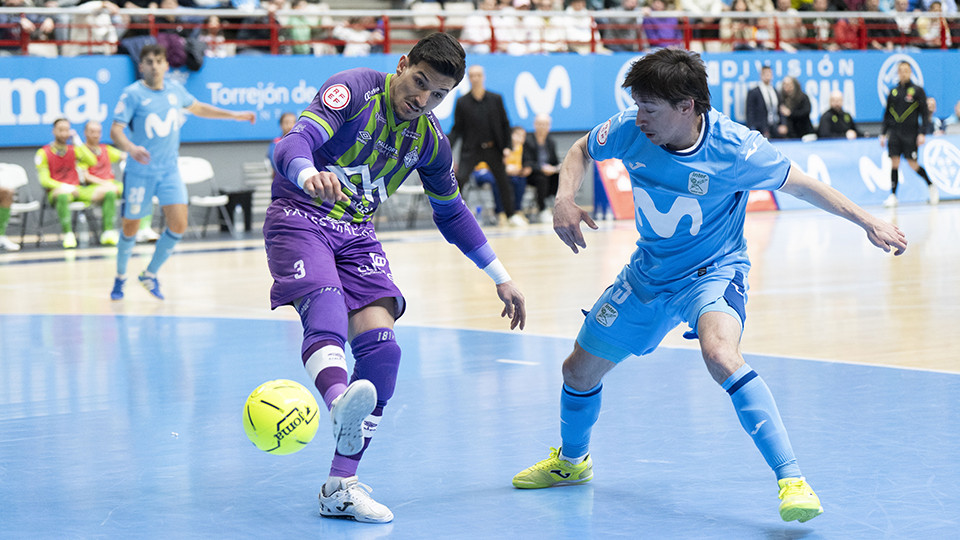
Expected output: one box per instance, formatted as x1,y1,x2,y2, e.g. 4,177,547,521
35,119,99,249
526,0,569,52
562,0,609,53
268,112,297,173
892,0,918,44
0,0,56,56
523,113,561,222
804,0,842,50
642,0,683,47
199,15,235,57
332,16,384,56
0,187,19,251
680,0,725,52
925,96,944,135
777,76,814,138
236,0,285,54
771,0,801,52
746,65,783,138
817,90,863,139
917,0,952,47
61,0,121,56
461,0,497,53
923,0,955,12
721,0,762,51
598,0,642,52
449,65,527,227
505,126,530,216
943,99,960,133
863,0,897,49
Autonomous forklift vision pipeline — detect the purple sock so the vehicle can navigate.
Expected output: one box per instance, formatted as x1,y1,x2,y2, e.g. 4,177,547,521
296,287,348,409
330,405,383,477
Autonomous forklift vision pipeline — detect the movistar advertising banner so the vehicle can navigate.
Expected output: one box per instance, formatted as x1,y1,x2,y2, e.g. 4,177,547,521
1,50,958,148
772,135,960,208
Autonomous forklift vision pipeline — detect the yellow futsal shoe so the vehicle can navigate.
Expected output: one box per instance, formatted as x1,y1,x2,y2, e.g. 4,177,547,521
512,447,593,489
778,477,823,523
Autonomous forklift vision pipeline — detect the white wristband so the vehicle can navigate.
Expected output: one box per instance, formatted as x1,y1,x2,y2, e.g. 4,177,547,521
296,166,320,190
482,258,511,285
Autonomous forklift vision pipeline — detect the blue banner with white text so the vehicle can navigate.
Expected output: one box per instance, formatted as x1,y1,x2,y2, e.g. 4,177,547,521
1,50,959,148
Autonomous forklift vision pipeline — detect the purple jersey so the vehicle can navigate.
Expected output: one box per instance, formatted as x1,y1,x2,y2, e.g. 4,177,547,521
272,68,459,223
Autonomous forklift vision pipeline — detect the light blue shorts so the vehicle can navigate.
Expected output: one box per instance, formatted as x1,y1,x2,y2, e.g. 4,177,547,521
577,267,748,363
121,168,187,219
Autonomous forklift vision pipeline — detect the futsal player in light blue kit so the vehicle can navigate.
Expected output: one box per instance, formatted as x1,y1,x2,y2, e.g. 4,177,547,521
108,44,255,300
512,49,908,523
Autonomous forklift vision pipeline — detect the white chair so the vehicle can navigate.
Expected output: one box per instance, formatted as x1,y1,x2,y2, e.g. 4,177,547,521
179,156,234,237
411,2,442,31
0,163,42,249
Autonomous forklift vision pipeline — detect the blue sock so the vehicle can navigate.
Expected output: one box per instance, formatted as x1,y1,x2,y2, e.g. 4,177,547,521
722,364,802,480
116,232,136,276
560,383,602,459
146,229,182,275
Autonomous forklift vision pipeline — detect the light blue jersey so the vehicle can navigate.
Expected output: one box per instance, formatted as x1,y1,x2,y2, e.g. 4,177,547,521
113,79,196,176
587,108,790,291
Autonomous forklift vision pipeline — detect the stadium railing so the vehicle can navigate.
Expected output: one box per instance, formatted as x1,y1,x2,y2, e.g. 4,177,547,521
0,6,957,56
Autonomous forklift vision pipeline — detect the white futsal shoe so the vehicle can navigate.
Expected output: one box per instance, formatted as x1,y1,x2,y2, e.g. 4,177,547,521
330,380,376,456
319,476,394,523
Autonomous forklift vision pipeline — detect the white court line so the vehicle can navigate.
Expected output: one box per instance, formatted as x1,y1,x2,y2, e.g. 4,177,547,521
496,359,540,366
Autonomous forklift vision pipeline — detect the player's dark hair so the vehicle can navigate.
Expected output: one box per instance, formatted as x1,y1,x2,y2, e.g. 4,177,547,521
53,118,70,128
279,112,296,124
408,32,466,85
139,44,167,62
622,49,711,115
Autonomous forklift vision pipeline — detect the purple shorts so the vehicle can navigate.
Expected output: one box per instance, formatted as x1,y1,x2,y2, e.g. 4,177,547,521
263,198,406,318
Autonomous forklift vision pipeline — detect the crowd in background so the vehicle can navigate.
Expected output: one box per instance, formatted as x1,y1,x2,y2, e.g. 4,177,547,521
2,0,959,58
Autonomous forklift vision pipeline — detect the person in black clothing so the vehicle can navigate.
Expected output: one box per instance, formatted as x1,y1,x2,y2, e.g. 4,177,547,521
880,61,938,207
522,113,560,221
817,90,863,140
777,76,814,139
745,65,782,139
449,65,527,226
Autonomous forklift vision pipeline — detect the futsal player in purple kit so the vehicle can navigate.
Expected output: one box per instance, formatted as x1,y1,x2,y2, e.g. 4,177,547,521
263,32,527,523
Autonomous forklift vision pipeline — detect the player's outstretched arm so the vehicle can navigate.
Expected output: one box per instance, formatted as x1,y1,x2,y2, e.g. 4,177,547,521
779,167,907,255
554,135,598,254
496,281,526,330
186,102,256,124
110,121,149,164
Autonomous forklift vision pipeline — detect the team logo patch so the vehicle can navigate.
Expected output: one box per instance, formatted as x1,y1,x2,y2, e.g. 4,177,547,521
404,148,419,168
688,171,709,195
597,120,611,146
357,130,372,143
322,84,351,110
921,139,960,194
167,94,178,106
595,303,618,327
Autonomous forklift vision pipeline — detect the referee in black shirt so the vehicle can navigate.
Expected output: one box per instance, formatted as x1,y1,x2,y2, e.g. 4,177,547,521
879,61,939,207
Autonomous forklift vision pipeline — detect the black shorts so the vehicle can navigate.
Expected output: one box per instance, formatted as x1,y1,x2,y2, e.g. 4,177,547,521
887,132,918,159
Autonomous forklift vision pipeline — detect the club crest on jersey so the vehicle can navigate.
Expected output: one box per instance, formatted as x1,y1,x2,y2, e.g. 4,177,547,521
404,148,419,168
595,303,618,327
688,171,709,195
167,94,178,106
322,84,350,110
597,120,611,146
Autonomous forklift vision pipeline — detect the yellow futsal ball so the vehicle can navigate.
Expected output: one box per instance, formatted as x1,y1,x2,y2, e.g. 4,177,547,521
243,379,320,455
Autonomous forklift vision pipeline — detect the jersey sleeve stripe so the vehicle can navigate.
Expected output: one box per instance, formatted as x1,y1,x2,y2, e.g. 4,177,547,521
300,110,334,138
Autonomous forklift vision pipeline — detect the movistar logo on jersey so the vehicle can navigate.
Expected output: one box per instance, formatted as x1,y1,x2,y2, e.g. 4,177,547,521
144,109,182,139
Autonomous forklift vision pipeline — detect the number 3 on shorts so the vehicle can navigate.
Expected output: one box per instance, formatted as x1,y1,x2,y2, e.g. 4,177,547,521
293,260,306,279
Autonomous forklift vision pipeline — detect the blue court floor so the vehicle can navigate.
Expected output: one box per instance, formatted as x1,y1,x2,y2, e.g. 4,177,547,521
1,314,958,539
